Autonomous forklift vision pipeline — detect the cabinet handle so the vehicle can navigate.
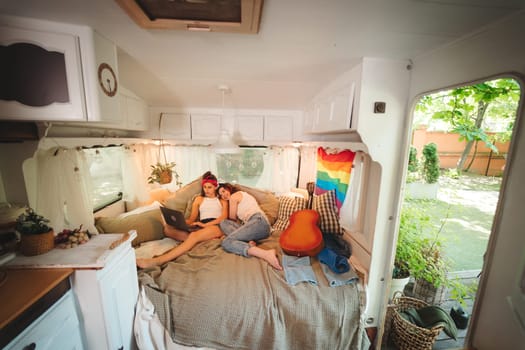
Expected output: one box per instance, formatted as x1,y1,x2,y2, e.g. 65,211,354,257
117,347,124,350
23,343,36,350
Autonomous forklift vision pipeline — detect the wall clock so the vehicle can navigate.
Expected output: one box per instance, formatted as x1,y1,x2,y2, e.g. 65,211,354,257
97,62,118,97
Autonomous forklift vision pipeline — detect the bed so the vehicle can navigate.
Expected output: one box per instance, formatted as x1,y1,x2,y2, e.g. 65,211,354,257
95,180,370,350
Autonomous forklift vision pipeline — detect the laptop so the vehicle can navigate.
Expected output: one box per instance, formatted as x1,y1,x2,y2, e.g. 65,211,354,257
160,206,200,232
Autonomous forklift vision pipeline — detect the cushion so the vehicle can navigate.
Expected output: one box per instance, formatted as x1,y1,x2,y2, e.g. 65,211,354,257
273,196,307,231
238,185,279,225
125,188,173,212
95,208,164,247
163,177,202,213
312,190,344,235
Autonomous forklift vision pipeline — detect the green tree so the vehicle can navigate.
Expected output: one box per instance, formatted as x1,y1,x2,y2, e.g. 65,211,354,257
416,78,520,172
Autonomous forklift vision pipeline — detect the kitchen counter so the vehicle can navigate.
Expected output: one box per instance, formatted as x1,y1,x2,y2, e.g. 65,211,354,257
0,268,73,348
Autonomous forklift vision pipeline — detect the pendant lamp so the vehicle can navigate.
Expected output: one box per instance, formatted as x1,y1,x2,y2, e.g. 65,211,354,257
212,85,240,154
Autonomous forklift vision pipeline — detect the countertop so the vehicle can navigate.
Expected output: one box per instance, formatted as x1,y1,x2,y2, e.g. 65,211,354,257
0,268,73,346
6,232,135,269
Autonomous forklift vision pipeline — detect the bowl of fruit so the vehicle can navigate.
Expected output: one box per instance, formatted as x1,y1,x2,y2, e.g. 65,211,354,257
54,225,92,249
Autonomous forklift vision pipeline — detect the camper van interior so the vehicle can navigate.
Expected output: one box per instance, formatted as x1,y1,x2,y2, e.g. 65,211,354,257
1,1,525,349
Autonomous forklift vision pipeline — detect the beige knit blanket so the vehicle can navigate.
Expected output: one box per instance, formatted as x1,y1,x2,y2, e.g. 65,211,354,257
138,232,366,350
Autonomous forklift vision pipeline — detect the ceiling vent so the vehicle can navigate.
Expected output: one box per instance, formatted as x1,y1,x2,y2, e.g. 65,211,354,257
115,0,263,34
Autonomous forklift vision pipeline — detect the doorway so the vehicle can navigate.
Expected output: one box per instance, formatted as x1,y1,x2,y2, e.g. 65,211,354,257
383,77,521,349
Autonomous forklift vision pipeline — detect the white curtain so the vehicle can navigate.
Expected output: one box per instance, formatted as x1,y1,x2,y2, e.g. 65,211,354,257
340,152,368,233
256,146,299,194
32,147,96,233
121,145,150,203
298,145,317,188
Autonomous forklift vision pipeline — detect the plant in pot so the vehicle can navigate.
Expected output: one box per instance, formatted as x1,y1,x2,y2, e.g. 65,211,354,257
15,208,55,256
391,206,424,300
148,161,181,185
409,213,451,305
405,142,440,199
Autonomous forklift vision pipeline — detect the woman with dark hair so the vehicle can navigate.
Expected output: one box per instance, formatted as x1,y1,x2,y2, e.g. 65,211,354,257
218,183,282,270
136,171,227,268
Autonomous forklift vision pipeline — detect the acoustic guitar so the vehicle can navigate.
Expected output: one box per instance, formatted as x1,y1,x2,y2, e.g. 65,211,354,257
279,209,324,257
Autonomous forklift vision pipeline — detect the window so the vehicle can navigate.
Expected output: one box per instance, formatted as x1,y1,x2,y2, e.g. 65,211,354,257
84,147,124,211
216,148,265,187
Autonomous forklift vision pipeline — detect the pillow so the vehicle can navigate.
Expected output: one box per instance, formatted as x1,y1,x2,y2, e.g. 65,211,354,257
273,196,307,231
118,201,161,219
163,177,202,213
95,208,164,247
238,185,279,225
312,190,344,235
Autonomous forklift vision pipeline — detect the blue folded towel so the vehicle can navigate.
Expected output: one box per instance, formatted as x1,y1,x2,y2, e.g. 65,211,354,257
281,255,318,286
320,263,359,287
318,247,350,273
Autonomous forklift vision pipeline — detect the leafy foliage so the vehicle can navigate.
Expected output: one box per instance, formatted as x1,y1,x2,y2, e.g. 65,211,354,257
394,204,451,288
148,162,181,186
16,208,52,235
415,78,520,172
421,143,440,184
408,146,418,172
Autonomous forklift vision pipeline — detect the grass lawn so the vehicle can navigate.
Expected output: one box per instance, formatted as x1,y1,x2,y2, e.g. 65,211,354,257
402,173,501,272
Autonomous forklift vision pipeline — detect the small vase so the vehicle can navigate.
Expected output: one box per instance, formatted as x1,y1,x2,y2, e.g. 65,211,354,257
390,276,410,301
159,171,173,184
19,230,55,256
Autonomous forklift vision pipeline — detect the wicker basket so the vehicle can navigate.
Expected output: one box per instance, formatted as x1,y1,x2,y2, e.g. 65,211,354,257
391,295,444,350
19,230,55,256
412,278,446,305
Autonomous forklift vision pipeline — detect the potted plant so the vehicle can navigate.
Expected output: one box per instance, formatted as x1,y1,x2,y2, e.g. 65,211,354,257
148,161,181,185
405,142,440,199
15,208,55,256
408,210,450,305
390,206,422,300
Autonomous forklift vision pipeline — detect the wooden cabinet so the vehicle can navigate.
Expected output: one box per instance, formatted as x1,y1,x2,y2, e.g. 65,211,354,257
73,239,138,350
264,115,294,141
0,15,121,124
161,112,192,139
0,23,85,121
119,86,149,130
7,233,139,350
191,113,221,140
304,57,409,137
236,115,264,141
4,291,84,350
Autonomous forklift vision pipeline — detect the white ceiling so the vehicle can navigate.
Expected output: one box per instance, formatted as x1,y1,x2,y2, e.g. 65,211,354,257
1,0,524,110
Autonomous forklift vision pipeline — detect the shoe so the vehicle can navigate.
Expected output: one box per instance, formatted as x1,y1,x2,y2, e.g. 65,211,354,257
450,305,469,329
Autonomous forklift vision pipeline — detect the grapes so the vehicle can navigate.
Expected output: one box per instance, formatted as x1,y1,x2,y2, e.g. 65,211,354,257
54,226,91,249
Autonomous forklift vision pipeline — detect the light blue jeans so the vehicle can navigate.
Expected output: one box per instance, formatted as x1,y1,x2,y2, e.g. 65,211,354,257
219,212,270,257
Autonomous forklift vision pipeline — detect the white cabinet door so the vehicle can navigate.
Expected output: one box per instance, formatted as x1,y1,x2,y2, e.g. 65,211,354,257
161,112,191,139
264,116,294,141
98,247,139,350
191,113,221,140
120,93,148,131
0,26,86,121
5,291,84,350
73,242,139,350
236,115,264,141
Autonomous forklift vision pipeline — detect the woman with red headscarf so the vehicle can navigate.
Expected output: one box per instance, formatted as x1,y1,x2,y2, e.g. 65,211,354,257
136,171,227,268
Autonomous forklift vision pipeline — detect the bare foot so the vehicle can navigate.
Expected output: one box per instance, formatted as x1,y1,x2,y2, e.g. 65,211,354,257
136,258,160,269
248,240,257,247
248,246,283,270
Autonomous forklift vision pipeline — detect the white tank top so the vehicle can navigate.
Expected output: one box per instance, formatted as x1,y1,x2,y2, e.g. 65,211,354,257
236,191,263,222
199,197,223,220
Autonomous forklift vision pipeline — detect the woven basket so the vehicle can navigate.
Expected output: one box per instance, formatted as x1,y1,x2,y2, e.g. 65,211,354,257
19,230,55,256
412,278,446,305
391,295,444,350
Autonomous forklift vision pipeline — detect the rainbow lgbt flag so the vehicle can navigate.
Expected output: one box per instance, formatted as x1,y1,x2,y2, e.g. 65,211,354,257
315,147,356,211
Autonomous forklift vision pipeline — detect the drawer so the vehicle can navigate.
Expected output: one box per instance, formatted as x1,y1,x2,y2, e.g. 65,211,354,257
5,290,84,350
